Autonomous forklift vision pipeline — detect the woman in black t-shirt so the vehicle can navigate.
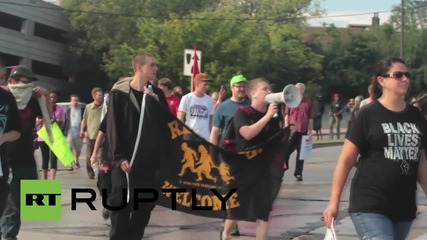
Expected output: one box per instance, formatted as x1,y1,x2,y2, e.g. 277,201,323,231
221,78,281,240
323,57,427,239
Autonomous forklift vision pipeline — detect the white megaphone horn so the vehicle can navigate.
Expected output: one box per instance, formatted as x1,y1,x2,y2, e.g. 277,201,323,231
265,84,302,108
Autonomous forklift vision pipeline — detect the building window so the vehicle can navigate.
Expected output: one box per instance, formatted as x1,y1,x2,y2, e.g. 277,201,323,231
34,22,67,43
32,60,67,80
0,53,21,66
0,12,23,31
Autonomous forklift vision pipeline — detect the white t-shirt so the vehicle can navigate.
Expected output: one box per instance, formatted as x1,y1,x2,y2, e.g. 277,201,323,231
178,92,214,140
359,98,372,108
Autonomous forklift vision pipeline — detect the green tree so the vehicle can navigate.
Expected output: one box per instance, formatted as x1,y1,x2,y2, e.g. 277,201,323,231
99,0,324,92
388,0,427,97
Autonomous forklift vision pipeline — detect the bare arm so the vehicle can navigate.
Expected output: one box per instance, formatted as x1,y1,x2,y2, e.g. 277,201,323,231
33,87,52,117
35,117,43,129
239,103,277,141
0,130,20,145
214,87,226,110
177,111,186,123
214,101,220,111
210,126,220,146
418,150,427,196
323,139,359,228
80,117,87,138
336,105,345,115
209,115,213,132
284,114,289,127
90,131,105,165
308,118,313,135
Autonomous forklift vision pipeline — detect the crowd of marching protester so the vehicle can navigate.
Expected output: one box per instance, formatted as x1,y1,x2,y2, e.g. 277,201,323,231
0,54,427,240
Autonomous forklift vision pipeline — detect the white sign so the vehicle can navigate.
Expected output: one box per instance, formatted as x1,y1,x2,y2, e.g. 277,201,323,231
323,217,337,240
183,49,202,76
299,135,313,160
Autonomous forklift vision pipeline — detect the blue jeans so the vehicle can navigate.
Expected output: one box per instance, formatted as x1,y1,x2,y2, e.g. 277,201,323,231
0,167,38,239
350,213,412,240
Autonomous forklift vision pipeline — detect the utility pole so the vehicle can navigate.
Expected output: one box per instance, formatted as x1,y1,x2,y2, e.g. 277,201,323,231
401,0,405,59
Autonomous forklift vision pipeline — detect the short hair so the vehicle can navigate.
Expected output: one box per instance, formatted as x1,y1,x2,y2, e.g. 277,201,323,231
296,82,305,93
91,87,102,96
70,94,79,99
50,90,58,95
132,52,154,72
158,78,173,90
246,78,268,100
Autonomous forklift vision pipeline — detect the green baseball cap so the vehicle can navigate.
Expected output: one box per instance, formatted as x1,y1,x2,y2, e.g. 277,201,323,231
230,75,247,86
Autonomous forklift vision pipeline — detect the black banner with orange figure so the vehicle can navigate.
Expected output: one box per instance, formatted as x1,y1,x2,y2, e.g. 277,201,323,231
153,101,290,222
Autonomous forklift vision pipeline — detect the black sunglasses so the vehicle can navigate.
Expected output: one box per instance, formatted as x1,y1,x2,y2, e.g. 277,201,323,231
382,71,411,80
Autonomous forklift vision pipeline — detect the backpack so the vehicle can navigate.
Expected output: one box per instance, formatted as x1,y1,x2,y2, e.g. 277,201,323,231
218,106,253,151
218,116,237,150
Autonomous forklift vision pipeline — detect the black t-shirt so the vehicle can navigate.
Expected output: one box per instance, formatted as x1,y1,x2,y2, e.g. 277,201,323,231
330,100,343,118
233,106,281,149
107,83,170,177
6,96,41,169
0,89,22,175
99,117,107,133
347,101,427,221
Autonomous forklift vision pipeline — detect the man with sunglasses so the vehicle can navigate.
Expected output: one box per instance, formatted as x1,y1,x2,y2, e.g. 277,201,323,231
209,75,250,237
210,75,249,146
0,65,51,240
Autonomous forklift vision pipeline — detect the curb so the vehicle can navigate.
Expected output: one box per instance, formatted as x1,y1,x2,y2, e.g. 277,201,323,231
313,141,343,148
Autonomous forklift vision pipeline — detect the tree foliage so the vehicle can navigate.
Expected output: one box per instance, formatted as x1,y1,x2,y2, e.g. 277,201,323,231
63,0,323,97
62,0,427,102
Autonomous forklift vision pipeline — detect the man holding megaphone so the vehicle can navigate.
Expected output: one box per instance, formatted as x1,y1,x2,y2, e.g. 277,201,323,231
222,78,299,240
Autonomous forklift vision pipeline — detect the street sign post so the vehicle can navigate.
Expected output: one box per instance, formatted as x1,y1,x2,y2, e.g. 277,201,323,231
183,49,202,77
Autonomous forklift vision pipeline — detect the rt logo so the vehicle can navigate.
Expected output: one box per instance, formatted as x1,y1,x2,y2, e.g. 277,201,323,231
20,180,61,220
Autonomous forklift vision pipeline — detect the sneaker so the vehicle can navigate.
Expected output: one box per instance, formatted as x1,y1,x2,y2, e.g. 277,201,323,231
230,224,240,236
295,175,303,181
219,230,231,240
102,208,110,220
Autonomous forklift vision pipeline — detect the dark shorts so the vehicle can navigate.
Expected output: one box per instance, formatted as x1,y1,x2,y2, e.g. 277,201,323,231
228,170,272,222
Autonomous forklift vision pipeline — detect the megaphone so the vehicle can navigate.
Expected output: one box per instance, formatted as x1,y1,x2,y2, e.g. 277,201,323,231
265,84,302,108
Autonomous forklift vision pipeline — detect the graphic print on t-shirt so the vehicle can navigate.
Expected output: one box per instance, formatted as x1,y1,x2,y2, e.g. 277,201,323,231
190,105,209,119
0,104,8,133
381,122,421,175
